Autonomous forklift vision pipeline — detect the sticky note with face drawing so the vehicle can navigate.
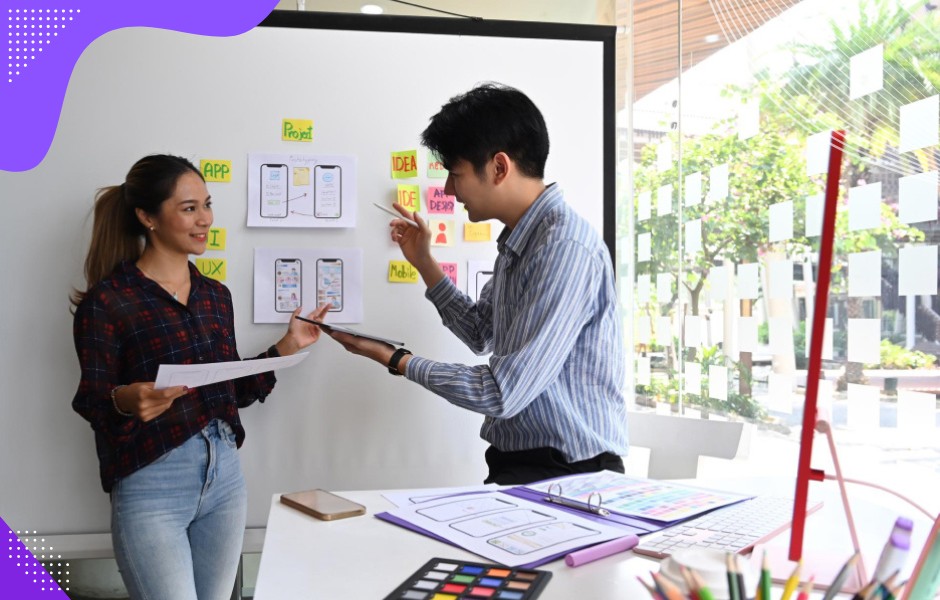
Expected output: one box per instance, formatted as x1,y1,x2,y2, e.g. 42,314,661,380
430,220,455,247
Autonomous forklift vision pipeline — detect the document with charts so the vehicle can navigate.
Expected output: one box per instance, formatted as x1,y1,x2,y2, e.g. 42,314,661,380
381,491,626,567
523,470,749,523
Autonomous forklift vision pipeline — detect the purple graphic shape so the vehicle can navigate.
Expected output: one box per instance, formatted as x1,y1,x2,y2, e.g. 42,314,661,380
1,518,71,599
0,0,279,172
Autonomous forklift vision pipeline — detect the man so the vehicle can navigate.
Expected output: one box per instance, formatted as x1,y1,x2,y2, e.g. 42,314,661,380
329,83,627,484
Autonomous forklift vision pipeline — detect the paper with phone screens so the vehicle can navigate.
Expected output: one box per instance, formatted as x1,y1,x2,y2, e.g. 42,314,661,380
154,352,308,390
296,316,404,347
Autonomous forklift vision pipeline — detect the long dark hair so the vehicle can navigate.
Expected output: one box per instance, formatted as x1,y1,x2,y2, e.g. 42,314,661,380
70,154,203,306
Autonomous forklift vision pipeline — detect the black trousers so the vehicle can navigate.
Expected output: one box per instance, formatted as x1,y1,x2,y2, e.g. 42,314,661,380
483,445,624,486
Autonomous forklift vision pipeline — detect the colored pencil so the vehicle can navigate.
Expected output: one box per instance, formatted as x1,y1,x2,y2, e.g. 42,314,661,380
780,560,803,600
796,577,816,600
726,553,742,600
680,565,701,600
734,554,747,600
821,551,861,600
652,570,686,600
690,567,716,600
636,575,664,600
758,550,772,600
851,580,878,600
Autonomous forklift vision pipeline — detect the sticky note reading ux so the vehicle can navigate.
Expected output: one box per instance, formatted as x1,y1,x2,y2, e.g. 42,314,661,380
196,258,226,281
388,261,419,283
391,150,418,179
200,160,231,182
397,184,421,212
282,118,313,142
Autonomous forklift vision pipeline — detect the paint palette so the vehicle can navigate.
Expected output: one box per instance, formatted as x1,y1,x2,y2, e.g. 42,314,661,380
383,557,552,600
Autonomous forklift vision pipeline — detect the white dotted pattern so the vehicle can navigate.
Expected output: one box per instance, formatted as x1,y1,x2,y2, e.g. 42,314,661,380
6,8,81,84
9,530,69,592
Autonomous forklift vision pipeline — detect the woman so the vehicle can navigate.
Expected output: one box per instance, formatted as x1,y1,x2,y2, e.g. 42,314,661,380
71,154,328,600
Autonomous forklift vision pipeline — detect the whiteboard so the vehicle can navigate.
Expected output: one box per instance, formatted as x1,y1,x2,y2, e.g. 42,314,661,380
0,12,614,533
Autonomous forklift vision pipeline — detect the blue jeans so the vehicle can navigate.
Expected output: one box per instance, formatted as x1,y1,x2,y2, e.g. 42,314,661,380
111,419,247,600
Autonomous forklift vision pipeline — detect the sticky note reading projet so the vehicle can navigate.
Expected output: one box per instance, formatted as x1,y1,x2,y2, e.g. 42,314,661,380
200,160,231,183
206,228,226,251
428,151,447,179
391,150,418,179
397,184,421,212
388,260,419,283
282,118,313,142
427,187,456,214
440,262,458,285
196,258,226,282
464,222,491,242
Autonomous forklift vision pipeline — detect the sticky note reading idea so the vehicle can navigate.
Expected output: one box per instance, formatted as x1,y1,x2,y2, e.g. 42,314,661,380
196,258,226,281
428,151,447,178
388,260,419,283
206,228,226,251
200,160,231,182
282,118,313,142
391,150,418,179
464,222,492,242
397,184,421,212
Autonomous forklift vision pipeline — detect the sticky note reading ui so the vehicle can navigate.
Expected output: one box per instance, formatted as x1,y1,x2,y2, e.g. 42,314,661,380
282,118,313,142
195,258,226,282
200,159,231,182
388,260,419,283
397,184,421,212
391,150,418,179
206,228,226,251
464,222,491,242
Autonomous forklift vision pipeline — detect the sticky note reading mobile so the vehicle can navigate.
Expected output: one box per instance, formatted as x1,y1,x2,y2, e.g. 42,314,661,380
373,202,418,228
295,316,404,347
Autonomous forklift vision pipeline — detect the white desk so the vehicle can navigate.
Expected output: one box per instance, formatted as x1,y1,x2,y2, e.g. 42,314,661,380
253,479,930,599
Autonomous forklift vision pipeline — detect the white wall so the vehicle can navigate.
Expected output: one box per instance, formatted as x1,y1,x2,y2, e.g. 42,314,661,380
0,14,609,533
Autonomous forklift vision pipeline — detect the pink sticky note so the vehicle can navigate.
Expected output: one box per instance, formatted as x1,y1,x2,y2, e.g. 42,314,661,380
427,187,456,214
440,262,458,286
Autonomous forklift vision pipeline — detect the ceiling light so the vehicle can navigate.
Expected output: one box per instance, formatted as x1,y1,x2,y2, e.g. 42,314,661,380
361,4,383,14
704,34,721,44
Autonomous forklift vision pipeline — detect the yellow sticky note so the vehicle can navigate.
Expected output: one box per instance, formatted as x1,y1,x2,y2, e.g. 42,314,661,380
282,118,313,142
388,260,419,283
293,167,310,186
200,160,231,182
206,228,226,251
464,222,492,242
196,258,226,281
391,150,418,179
397,184,421,212
430,219,455,247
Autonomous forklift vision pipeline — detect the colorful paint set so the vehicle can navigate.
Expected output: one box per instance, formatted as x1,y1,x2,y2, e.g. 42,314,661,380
383,557,552,600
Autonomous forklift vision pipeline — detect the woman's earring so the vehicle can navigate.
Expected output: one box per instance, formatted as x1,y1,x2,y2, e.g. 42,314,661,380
149,226,155,231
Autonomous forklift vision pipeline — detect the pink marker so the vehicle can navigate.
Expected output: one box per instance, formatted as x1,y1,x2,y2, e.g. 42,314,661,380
565,534,640,567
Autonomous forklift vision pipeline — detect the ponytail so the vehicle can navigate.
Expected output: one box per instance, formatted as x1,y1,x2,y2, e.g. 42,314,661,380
70,154,202,307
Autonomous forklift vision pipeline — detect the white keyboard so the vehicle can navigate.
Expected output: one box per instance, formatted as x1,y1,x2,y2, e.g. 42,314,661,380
634,496,821,559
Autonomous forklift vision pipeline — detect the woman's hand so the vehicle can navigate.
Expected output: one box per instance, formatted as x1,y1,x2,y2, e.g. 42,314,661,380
326,330,398,367
276,304,332,356
113,382,188,422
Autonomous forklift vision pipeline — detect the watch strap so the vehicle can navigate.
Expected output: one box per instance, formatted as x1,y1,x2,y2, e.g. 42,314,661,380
387,348,412,376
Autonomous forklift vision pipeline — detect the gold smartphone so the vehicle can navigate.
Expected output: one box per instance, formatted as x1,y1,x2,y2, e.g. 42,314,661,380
279,489,366,521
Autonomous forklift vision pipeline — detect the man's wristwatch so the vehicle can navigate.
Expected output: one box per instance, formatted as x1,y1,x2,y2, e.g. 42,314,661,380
387,348,412,376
